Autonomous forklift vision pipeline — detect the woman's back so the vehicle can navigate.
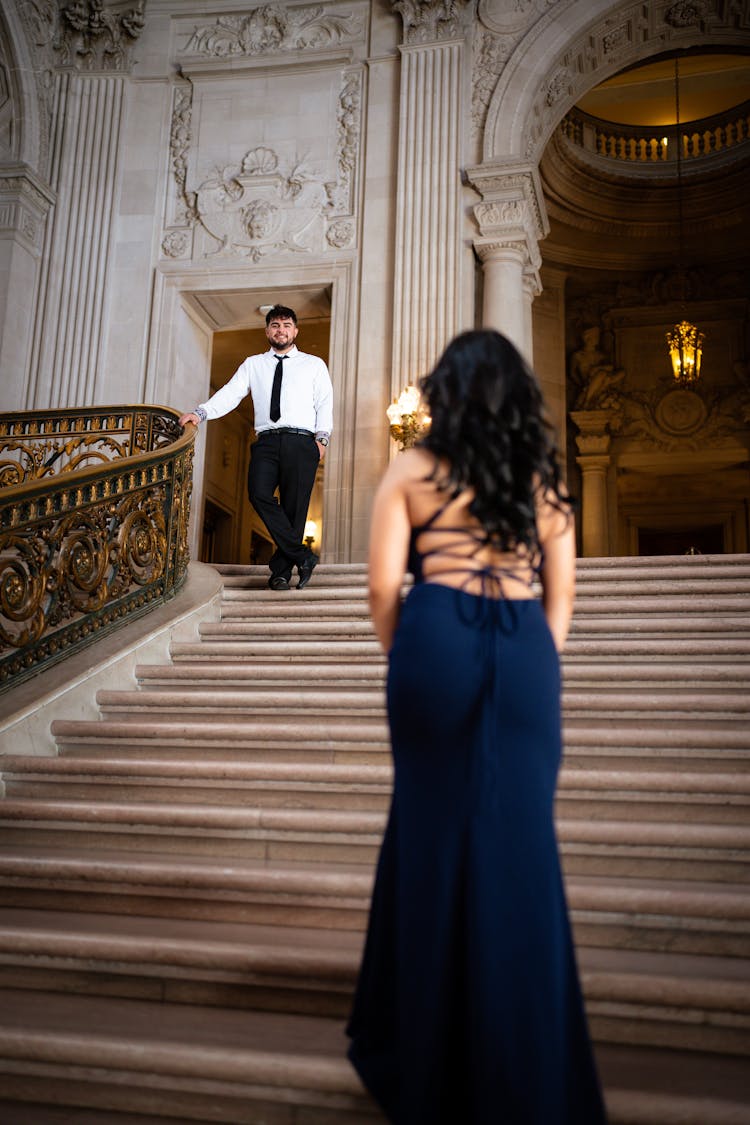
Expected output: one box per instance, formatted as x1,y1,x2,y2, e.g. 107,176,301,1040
403,448,539,599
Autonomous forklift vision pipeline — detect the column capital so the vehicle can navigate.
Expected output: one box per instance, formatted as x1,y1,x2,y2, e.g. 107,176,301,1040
468,161,547,277
55,0,145,73
392,0,475,46
570,409,615,457
0,163,55,255
466,160,548,238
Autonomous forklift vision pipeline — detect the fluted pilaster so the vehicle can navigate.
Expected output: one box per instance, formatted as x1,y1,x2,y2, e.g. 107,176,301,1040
26,73,124,409
391,21,467,395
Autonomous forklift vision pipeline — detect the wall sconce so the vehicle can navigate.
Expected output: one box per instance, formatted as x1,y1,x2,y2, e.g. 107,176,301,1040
386,385,431,450
304,519,317,549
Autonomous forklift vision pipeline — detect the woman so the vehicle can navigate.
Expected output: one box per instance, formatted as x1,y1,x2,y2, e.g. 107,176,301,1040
347,331,607,1124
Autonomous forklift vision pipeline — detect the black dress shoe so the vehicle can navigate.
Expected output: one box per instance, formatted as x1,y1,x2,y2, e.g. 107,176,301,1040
268,575,290,591
297,553,319,590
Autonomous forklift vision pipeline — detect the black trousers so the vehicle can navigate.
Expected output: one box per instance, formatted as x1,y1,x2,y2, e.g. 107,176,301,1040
247,430,319,580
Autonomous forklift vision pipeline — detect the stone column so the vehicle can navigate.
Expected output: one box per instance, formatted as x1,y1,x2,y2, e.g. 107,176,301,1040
390,0,473,396
570,409,613,557
465,163,549,365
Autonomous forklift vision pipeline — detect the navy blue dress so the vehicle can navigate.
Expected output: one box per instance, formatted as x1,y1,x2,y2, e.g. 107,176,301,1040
347,512,607,1124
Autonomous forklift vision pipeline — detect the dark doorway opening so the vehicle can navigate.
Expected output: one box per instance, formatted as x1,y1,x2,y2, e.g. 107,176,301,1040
638,525,724,555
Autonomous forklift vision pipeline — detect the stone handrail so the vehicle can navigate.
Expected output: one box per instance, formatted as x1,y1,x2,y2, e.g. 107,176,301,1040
561,99,750,165
0,406,195,694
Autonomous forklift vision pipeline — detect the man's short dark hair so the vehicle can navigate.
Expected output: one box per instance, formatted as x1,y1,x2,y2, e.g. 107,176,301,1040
265,304,297,325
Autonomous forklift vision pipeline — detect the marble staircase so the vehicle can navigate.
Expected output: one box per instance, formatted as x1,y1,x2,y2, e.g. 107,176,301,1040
0,556,749,1123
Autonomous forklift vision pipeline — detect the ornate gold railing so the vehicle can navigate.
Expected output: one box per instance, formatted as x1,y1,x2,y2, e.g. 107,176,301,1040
0,406,195,694
561,99,750,165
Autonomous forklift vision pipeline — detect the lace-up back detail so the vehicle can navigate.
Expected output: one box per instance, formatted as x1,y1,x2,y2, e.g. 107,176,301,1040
408,492,541,600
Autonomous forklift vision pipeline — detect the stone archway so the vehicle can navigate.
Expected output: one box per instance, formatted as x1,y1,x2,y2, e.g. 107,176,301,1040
468,0,750,361
482,0,750,165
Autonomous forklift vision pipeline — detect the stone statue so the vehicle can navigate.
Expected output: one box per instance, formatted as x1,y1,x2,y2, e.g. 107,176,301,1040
569,325,626,410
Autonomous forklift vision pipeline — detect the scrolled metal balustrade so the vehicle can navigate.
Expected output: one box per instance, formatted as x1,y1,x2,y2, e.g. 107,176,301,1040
0,406,195,694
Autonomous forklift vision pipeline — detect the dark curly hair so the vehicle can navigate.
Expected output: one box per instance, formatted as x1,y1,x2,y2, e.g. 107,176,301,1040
265,304,297,325
419,329,573,557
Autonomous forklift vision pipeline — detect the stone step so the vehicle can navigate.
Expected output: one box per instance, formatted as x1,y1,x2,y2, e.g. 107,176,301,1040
0,988,382,1124
133,658,749,692
169,635,750,664
218,555,750,580
1,989,749,1125
220,582,750,609
573,553,750,572
204,619,377,637
93,686,750,725
3,758,748,823
47,717,750,776
0,848,747,956
135,661,386,687
569,616,750,634
0,799,747,882
51,715,750,749
201,618,750,646
0,910,747,1057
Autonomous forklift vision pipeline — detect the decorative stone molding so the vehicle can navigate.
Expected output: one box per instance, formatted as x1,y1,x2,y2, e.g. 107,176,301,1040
392,0,475,44
478,0,558,35
612,380,750,452
182,4,365,59
161,229,190,259
0,164,54,252
331,69,362,216
326,218,354,248
166,83,197,230
471,26,511,138
0,49,13,160
55,0,145,72
664,0,708,28
162,68,361,260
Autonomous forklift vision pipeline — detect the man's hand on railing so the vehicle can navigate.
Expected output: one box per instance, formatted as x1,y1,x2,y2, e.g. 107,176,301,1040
178,412,200,427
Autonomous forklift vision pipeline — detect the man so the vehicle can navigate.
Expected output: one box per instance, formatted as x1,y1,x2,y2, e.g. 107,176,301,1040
179,304,333,590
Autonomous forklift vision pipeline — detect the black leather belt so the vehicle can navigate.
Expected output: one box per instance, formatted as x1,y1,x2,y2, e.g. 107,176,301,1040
260,427,314,437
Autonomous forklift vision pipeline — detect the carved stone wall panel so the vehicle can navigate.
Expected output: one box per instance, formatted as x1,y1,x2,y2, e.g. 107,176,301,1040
161,63,363,263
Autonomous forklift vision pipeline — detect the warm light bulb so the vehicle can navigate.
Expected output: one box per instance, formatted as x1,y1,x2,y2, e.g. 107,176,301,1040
397,385,421,415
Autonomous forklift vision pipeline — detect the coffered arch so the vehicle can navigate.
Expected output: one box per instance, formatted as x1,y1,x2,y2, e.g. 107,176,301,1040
482,0,750,165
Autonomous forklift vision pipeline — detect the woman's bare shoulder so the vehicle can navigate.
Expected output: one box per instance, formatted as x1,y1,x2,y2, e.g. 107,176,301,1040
380,446,436,487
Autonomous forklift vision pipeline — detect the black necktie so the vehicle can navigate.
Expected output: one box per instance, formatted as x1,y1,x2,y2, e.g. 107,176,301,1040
270,355,286,422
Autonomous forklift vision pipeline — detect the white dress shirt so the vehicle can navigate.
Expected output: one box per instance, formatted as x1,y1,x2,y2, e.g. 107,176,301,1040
198,346,333,436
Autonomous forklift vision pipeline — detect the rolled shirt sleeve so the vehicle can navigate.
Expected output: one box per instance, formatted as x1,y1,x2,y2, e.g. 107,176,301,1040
198,360,252,421
313,360,334,437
